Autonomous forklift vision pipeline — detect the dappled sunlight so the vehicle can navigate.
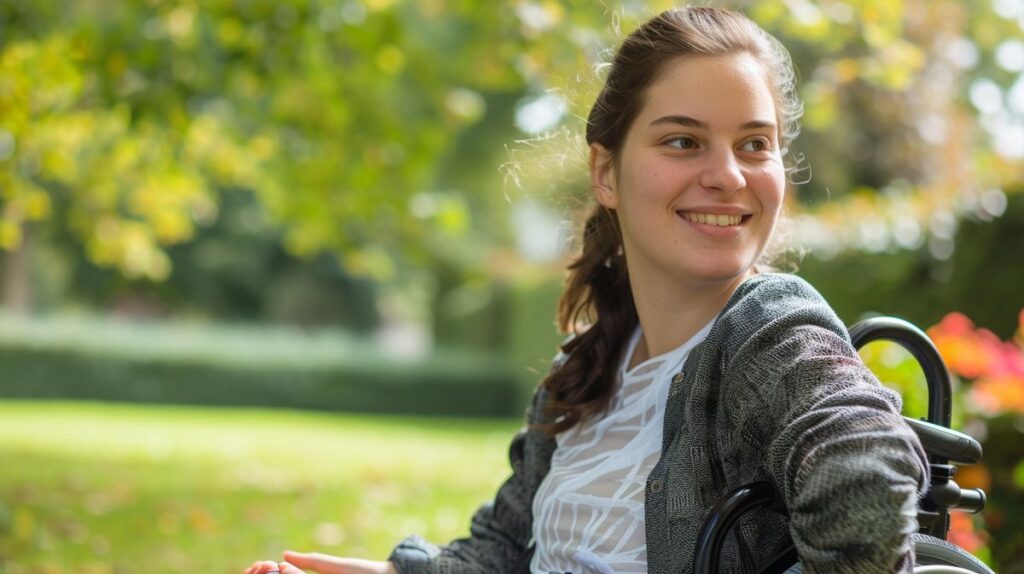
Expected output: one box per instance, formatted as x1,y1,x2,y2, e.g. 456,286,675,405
0,401,520,572
2,0,1022,571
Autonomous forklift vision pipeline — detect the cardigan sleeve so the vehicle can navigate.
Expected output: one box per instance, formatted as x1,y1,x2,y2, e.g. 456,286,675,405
726,313,929,574
387,389,549,574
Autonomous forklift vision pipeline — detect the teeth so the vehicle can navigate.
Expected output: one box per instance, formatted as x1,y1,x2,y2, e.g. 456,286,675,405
682,212,742,226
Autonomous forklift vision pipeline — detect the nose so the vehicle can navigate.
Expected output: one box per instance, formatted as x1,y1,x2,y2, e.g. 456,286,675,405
699,146,746,193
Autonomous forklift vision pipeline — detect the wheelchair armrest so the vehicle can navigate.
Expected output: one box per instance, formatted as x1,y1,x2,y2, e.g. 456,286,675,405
902,416,982,465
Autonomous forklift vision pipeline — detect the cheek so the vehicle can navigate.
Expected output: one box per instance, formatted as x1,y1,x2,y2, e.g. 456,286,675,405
620,160,671,206
750,165,786,209
634,156,687,200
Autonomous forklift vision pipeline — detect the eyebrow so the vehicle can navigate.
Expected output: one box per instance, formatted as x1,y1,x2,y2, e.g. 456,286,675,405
650,115,708,129
649,115,777,131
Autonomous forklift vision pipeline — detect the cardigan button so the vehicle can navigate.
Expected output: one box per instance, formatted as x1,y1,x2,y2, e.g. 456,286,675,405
649,479,663,494
671,373,684,385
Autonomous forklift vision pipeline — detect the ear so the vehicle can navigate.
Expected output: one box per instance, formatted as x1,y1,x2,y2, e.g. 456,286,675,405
589,143,618,210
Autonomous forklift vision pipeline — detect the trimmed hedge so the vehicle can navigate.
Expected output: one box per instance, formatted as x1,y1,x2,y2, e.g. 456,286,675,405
0,314,524,417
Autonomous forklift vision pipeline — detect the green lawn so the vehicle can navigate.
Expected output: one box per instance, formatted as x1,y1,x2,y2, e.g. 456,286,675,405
0,400,521,574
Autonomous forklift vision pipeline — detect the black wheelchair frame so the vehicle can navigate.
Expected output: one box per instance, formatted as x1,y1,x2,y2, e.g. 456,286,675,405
693,316,994,574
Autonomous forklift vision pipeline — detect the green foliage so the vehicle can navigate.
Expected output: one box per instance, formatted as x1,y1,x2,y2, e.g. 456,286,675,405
4,0,1020,287
797,190,1024,339
0,313,523,417
1,0,558,282
0,400,520,572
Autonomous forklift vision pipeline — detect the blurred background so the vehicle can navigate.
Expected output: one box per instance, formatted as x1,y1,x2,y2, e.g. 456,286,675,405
0,0,1022,572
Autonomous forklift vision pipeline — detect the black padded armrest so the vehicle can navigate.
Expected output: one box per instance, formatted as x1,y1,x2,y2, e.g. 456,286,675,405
902,416,982,465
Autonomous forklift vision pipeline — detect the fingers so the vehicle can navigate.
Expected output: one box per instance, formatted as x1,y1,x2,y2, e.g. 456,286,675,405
245,560,282,574
283,551,390,574
282,551,348,571
244,560,273,574
282,551,315,567
278,562,305,574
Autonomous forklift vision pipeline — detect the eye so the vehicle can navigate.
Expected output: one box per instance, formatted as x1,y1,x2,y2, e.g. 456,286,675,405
666,136,699,150
740,138,772,152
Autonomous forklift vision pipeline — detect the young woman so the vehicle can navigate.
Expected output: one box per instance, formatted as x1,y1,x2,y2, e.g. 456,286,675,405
246,7,928,574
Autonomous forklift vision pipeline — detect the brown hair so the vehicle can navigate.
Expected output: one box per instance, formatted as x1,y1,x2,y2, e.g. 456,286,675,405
539,7,804,433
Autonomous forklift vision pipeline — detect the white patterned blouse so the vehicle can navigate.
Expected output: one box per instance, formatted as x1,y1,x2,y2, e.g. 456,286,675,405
530,320,715,574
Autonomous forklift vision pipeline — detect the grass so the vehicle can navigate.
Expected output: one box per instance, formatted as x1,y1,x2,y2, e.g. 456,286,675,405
0,400,521,574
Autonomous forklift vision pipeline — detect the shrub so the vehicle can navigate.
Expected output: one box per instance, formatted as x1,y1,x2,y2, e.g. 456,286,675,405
0,313,523,417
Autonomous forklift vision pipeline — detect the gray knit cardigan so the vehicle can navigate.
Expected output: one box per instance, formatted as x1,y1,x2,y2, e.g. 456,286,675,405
389,273,929,574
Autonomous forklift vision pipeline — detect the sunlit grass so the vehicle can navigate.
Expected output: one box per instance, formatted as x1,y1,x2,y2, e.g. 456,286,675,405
0,400,521,574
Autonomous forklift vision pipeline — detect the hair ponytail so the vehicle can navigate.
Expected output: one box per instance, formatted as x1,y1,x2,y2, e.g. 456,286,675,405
538,205,637,434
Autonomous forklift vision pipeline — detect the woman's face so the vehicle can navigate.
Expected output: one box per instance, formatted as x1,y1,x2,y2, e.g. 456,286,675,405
590,53,786,292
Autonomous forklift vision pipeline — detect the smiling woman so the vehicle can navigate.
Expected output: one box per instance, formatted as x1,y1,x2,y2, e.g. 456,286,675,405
589,53,786,326
245,7,929,574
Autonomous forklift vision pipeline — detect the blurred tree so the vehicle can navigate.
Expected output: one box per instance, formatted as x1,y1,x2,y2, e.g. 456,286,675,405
0,0,1021,327
799,188,1024,339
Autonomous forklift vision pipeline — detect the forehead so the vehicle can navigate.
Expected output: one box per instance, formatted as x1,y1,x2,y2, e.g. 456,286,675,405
637,53,778,127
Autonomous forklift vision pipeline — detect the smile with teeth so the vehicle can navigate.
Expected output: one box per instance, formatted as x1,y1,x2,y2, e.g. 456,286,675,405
679,211,745,227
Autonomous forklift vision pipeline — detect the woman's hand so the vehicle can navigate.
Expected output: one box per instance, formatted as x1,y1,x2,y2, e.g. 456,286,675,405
244,552,397,574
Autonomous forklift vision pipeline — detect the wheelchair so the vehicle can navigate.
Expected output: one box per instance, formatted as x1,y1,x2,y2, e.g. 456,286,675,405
693,316,995,574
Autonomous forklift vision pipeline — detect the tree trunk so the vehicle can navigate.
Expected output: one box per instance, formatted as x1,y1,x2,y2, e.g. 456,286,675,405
2,223,32,313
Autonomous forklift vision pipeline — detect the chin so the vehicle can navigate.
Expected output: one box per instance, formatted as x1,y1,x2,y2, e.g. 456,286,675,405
684,267,748,286
683,258,759,286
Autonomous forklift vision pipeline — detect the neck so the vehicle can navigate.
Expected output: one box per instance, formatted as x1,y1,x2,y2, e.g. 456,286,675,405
627,270,753,368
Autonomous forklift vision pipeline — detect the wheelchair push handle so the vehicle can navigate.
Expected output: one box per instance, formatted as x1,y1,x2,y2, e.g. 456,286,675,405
849,316,952,429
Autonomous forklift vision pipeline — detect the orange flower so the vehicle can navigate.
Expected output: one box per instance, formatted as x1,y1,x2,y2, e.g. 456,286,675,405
929,311,1024,388
955,464,992,492
948,511,985,553
936,312,976,336
990,339,1024,379
928,313,998,379
969,375,1024,415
